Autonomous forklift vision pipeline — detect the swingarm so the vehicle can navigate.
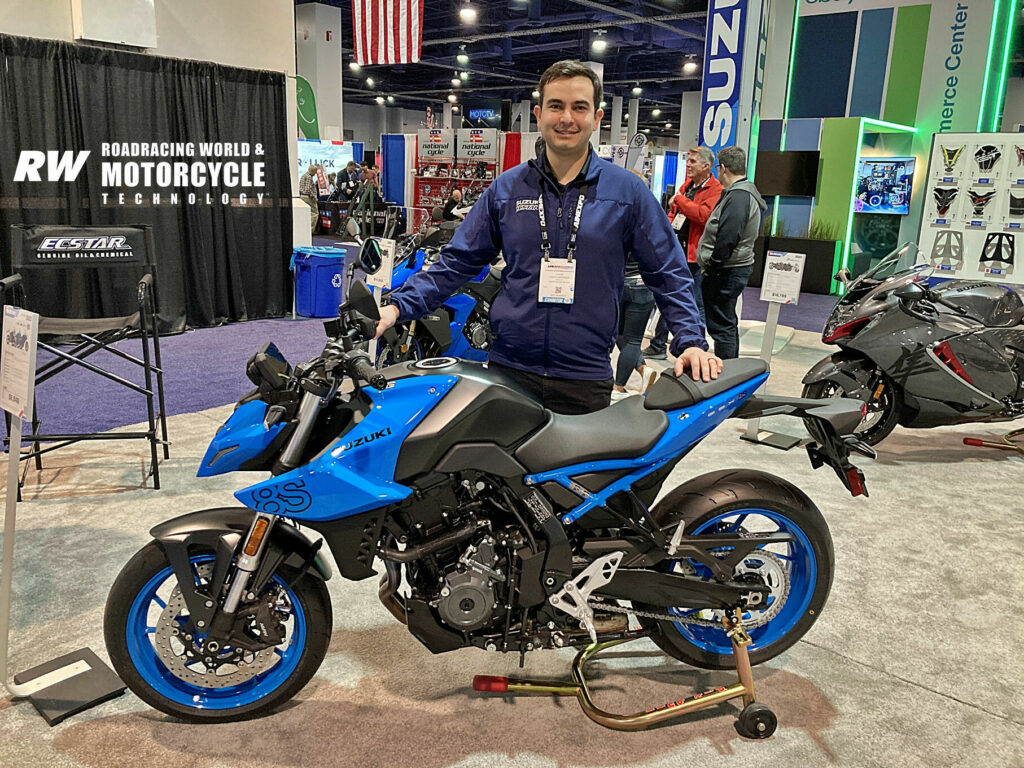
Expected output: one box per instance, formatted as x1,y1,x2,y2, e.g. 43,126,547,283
732,395,874,497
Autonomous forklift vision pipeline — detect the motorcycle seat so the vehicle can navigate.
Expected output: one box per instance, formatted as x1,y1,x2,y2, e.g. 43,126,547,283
644,358,769,411
514,397,668,473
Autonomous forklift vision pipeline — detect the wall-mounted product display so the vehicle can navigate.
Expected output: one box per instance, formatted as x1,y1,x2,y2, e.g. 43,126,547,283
414,129,456,211
854,157,914,215
455,127,499,199
918,132,1024,280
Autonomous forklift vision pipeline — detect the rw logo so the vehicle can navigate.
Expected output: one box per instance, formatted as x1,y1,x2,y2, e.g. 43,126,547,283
13,151,91,182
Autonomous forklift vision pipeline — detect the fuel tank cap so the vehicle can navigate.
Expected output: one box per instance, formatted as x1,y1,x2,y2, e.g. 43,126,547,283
413,357,459,369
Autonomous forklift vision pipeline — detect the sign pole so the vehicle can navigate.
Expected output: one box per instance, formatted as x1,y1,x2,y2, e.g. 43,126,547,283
0,305,124,724
741,251,804,450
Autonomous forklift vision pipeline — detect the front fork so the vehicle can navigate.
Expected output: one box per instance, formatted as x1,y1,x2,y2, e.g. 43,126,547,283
207,513,277,645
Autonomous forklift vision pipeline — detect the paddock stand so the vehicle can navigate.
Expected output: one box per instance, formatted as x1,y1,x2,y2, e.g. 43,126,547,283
472,610,777,738
964,427,1024,456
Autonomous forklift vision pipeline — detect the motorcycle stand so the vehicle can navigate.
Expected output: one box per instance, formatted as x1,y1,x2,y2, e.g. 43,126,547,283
472,610,777,738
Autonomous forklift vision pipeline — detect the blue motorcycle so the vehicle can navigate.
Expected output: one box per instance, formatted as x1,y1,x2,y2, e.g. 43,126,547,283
374,230,496,365
104,268,871,735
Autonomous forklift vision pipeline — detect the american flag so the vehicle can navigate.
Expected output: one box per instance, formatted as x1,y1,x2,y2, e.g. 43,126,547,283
352,0,424,65
469,130,484,143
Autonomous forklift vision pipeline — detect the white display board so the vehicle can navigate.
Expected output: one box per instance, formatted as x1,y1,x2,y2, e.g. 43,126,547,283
416,129,455,162
759,251,805,305
917,132,1024,280
0,306,38,422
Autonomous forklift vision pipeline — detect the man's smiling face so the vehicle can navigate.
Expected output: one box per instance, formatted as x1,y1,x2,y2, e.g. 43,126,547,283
533,76,603,160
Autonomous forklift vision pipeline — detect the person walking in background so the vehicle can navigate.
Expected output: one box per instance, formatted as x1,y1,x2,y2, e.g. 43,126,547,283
612,257,658,400
644,145,721,359
299,163,319,233
360,158,381,193
696,145,766,359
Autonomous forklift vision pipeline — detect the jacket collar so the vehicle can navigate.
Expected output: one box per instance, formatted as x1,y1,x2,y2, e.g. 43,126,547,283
529,146,598,190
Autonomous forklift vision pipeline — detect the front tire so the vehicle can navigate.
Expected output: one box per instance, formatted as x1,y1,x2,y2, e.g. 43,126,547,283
802,363,900,446
104,542,332,722
637,470,834,670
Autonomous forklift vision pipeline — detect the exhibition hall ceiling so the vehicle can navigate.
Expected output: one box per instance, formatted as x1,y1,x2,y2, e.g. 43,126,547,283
298,0,708,137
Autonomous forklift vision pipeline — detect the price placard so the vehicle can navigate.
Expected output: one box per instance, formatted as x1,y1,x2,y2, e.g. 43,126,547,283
0,306,38,421
759,250,805,305
367,239,396,290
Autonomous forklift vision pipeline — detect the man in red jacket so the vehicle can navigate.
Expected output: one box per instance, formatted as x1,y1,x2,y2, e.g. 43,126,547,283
643,145,722,358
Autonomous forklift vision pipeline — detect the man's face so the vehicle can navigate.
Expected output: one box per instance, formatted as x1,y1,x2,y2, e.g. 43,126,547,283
686,151,710,180
533,76,603,158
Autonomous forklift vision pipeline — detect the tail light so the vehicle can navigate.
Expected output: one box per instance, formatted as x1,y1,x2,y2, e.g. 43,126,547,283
933,341,973,384
822,316,870,343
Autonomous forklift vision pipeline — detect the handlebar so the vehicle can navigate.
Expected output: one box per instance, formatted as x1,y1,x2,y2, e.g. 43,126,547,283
348,351,388,390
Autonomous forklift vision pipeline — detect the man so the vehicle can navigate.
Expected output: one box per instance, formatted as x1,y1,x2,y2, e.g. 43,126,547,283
442,188,465,221
299,164,319,233
375,60,720,414
695,145,766,360
644,145,722,359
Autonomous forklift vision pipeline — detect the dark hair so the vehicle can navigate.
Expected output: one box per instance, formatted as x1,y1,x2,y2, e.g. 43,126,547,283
538,60,602,109
360,158,373,169
717,146,747,175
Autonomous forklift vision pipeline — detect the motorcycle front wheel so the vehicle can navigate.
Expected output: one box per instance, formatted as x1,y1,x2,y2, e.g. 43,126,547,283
637,470,834,670
803,364,900,446
104,542,332,722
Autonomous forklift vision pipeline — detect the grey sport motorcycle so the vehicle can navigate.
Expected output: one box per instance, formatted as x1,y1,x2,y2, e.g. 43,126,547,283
802,244,1024,445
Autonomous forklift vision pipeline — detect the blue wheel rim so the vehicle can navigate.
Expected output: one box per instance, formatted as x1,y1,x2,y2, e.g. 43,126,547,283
667,507,817,656
125,555,308,711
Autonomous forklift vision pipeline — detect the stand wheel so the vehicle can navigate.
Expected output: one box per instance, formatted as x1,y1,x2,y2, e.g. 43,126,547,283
735,703,777,739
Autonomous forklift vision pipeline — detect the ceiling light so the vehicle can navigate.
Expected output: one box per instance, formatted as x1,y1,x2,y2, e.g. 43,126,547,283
623,113,629,120
651,108,661,117
459,4,477,23
665,122,671,128
460,71,469,81
452,78,461,87
599,100,606,109
642,128,650,133
452,105,460,112
366,77,375,88
375,96,385,105
349,62,361,72
631,85,642,96
683,58,699,74
532,90,540,99
456,46,469,65
387,95,395,104
447,93,458,103
591,30,607,53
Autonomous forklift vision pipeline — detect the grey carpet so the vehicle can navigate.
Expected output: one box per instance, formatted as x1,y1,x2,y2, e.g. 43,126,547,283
1,329,1022,768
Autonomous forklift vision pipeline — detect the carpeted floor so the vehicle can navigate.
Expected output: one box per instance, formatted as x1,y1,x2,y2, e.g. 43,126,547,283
1,328,1022,768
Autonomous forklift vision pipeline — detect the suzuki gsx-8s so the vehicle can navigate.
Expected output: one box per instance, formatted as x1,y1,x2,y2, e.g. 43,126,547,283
104,259,870,735
803,243,1024,446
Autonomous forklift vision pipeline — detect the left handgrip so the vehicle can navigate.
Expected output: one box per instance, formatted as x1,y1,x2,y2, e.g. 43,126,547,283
348,353,387,390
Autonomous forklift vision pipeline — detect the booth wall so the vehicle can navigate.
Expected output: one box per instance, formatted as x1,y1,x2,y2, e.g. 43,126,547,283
999,78,1024,132
0,0,298,193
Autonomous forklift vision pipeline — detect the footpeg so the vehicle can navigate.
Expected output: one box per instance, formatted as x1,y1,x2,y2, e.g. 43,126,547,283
548,552,622,643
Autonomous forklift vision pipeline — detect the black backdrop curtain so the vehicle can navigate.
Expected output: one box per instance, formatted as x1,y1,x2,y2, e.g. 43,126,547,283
0,34,293,333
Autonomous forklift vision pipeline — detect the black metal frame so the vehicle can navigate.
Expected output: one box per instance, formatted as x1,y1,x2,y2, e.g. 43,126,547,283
2,225,169,489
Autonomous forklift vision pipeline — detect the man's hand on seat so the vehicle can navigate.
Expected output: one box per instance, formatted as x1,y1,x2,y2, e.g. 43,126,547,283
675,347,722,382
375,304,400,339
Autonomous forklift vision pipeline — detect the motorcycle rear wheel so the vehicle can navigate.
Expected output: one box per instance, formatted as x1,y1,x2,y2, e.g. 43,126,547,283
104,542,332,722
803,370,900,446
637,470,834,670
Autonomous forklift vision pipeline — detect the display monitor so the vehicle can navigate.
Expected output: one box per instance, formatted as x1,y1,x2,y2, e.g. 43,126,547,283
753,150,820,197
855,157,916,215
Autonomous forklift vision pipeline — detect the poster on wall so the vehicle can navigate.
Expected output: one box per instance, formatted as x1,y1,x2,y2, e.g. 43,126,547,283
918,132,1024,280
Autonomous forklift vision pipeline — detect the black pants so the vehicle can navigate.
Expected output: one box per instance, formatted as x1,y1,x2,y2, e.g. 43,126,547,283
701,264,753,359
488,362,612,415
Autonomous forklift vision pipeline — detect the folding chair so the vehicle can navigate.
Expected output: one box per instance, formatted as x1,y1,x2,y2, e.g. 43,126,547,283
2,224,169,489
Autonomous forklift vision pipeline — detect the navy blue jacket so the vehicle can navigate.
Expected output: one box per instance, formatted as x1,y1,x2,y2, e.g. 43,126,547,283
388,150,707,380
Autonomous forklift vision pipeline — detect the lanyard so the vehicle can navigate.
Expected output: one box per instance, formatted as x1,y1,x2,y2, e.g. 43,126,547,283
537,176,589,263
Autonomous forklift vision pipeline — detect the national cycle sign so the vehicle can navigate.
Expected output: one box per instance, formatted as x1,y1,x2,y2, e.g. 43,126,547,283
699,0,750,159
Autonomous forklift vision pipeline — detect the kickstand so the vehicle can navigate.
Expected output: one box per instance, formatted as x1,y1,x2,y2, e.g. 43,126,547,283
473,610,778,738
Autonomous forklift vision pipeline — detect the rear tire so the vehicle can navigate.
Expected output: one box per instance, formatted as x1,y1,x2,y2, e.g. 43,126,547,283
104,542,332,722
637,469,834,670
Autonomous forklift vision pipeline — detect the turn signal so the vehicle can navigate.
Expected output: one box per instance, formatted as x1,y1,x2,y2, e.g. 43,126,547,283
244,518,270,556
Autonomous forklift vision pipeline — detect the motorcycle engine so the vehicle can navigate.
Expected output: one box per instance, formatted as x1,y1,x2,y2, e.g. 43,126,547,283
464,313,492,351
436,536,503,631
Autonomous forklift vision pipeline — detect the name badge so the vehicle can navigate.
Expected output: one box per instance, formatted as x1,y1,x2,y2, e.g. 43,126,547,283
538,258,576,304
672,215,685,231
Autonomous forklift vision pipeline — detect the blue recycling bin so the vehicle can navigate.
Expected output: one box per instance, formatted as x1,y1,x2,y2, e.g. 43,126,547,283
292,245,357,317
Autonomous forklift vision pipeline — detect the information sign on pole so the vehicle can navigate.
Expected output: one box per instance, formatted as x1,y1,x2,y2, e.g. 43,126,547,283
367,238,396,291
0,305,125,723
742,252,805,450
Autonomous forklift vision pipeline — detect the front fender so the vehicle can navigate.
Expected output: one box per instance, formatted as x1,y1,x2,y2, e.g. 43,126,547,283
802,352,870,395
150,508,332,628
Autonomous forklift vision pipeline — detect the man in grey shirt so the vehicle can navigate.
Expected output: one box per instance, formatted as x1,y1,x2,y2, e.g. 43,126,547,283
695,145,766,359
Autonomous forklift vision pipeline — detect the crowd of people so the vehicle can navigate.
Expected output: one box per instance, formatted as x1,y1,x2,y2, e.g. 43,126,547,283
298,158,382,233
